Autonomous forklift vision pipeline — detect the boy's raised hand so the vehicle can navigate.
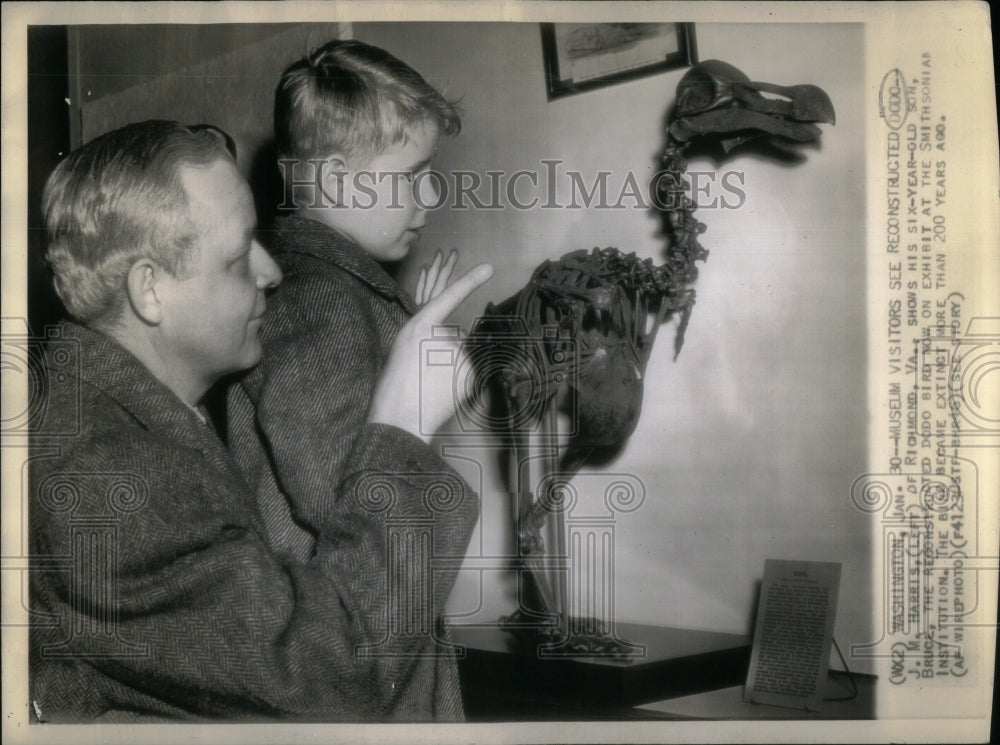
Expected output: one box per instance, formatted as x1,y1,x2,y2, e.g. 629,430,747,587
414,249,458,306
370,263,494,442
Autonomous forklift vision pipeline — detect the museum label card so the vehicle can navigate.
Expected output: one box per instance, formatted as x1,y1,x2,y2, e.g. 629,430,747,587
744,559,842,712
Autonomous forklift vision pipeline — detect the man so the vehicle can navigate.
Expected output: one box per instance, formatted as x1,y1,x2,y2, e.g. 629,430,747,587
29,120,492,721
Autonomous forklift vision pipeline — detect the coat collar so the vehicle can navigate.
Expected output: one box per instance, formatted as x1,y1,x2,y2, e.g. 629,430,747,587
271,214,417,314
56,322,246,484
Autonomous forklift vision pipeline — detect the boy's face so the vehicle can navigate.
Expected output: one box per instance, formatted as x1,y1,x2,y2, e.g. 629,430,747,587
316,120,441,263
156,158,282,390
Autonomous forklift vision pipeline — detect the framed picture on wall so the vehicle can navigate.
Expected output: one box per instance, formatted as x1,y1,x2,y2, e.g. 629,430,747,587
541,22,697,100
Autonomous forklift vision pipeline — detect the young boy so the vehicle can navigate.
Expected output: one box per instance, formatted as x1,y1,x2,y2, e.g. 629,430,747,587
227,40,474,720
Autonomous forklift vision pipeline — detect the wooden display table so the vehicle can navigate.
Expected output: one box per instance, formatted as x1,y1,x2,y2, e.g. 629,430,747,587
451,622,752,720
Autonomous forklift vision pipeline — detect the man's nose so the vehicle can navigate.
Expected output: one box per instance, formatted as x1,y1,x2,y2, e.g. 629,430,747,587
251,241,282,289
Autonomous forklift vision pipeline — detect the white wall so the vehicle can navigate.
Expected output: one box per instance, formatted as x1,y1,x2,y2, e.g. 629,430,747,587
354,21,872,667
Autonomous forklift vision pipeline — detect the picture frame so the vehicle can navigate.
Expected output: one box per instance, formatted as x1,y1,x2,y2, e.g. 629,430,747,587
541,22,697,101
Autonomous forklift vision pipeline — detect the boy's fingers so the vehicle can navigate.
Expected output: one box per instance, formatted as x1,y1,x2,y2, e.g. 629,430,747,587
415,267,427,305
443,248,458,277
427,250,442,280
430,249,458,300
417,264,494,324
426,252,443,296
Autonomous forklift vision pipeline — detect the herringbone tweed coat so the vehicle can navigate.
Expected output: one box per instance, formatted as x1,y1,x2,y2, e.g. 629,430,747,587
30,322,477,721
226,215,478,720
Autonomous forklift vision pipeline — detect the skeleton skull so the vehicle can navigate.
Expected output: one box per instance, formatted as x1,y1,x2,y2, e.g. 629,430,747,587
675,59,751,117
671,59,836,149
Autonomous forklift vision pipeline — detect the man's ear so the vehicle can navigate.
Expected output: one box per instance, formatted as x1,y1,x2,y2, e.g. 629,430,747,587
125,258,165,325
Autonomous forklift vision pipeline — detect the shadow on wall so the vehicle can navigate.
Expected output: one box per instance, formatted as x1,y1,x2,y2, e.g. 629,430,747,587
248,138,290,243
28,27,71,333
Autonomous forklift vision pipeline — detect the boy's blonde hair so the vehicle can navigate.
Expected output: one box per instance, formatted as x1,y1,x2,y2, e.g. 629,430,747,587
275,39,461,165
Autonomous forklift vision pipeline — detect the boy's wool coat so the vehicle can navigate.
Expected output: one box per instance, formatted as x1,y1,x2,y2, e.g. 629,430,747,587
227,214,477,720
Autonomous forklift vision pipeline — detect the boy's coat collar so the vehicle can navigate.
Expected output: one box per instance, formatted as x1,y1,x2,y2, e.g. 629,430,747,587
272,215,417,314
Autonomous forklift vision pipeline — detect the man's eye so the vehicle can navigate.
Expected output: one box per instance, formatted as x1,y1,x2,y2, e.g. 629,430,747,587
231,253,251,274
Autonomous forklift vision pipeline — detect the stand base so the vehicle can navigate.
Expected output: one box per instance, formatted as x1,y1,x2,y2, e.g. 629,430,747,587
452,621,751,720
498,610,643,659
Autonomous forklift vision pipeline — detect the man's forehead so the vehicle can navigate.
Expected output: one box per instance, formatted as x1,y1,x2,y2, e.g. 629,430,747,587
174,161,254,260
178,158,252,209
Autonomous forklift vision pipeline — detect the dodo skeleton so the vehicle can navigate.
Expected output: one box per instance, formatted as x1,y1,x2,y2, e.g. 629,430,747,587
468,60,836,651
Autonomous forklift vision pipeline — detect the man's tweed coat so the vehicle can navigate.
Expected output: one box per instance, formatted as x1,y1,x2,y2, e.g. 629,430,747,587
30,322,478,721
226,215,478,720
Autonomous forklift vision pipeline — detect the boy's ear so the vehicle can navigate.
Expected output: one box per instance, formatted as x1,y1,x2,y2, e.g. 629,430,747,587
320,153,349,207
125,258,165,326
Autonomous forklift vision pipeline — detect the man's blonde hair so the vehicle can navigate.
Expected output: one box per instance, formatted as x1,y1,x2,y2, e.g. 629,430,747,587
42,121,235,323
